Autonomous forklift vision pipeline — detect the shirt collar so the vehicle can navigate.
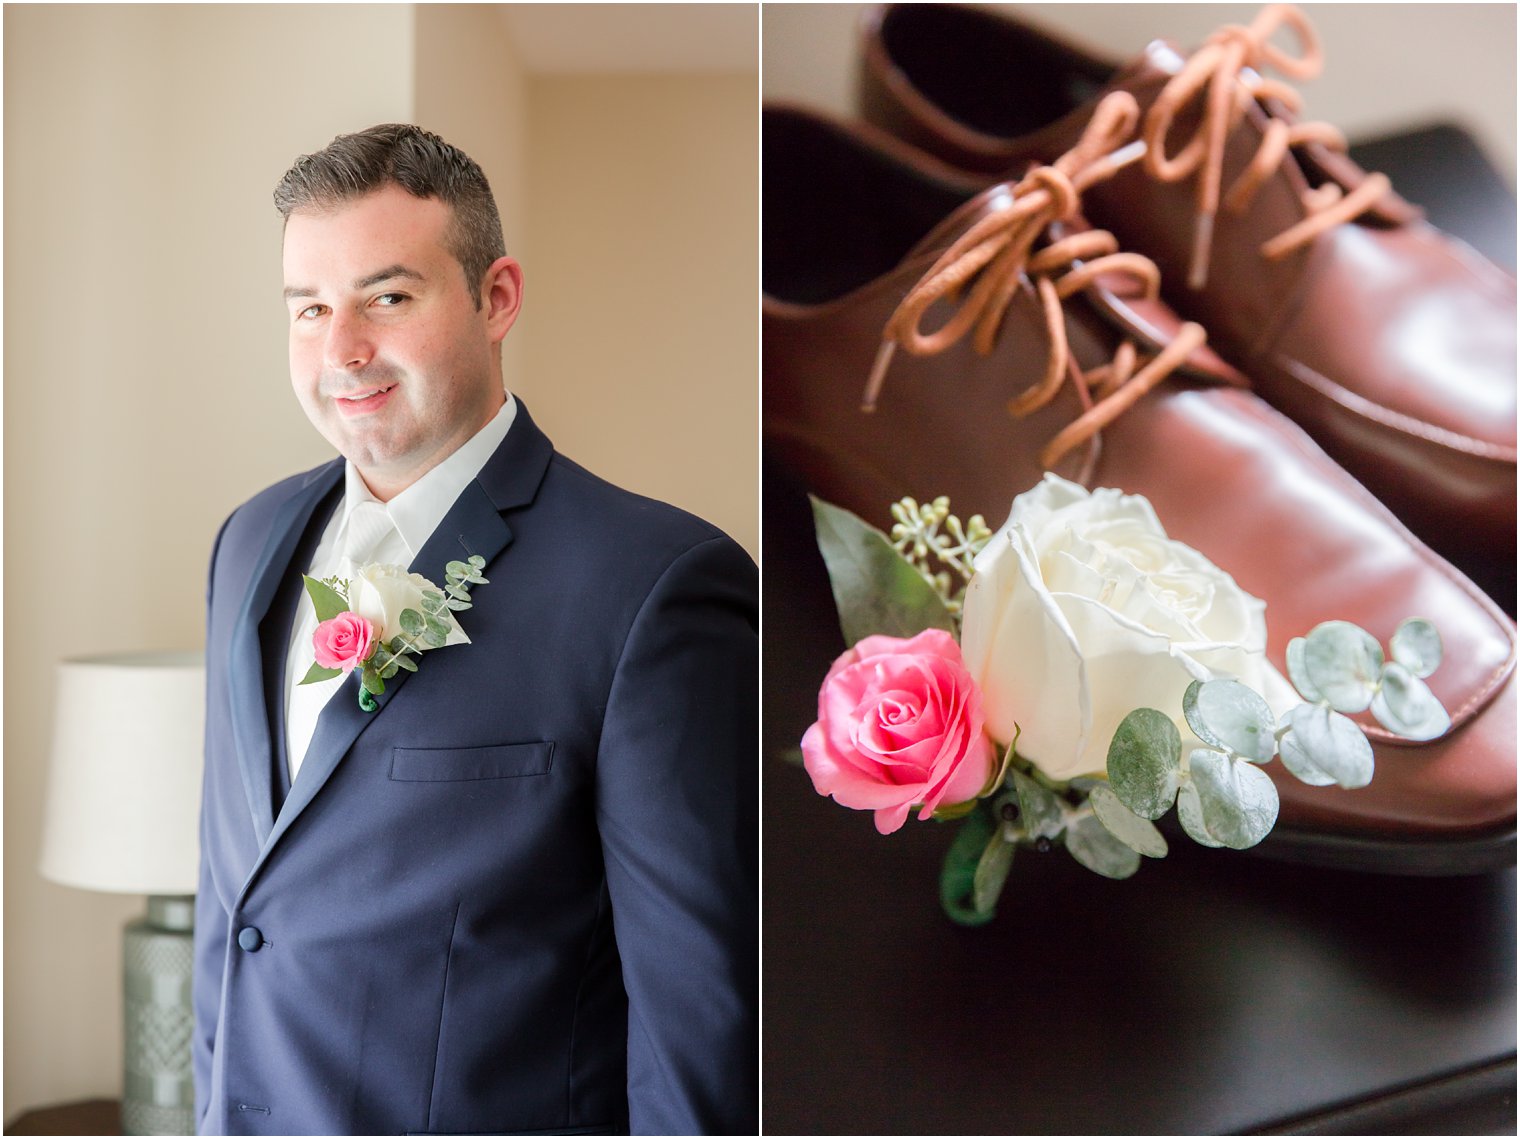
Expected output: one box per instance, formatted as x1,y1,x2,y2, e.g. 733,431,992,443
339,391,518,561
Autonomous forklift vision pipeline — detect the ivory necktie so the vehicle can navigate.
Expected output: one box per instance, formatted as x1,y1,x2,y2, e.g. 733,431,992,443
287,501,398,782
341,500,397,573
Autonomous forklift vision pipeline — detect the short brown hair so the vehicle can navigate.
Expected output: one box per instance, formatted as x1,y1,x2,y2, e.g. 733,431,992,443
274,124,506,309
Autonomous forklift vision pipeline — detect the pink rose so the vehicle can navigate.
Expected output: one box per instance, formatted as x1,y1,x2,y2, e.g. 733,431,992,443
313,611,376,672
801,628,997,835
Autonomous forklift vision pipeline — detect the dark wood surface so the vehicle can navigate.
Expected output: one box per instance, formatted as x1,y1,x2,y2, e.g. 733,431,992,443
5,1099,119,1136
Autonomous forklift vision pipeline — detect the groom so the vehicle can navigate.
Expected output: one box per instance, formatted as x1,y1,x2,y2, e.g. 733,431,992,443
192,124,757,1136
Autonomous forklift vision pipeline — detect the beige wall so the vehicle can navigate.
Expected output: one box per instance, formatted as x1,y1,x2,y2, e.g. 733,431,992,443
522,72,759,555
762,3,1517,181
413,4,530,394
5,3,755,1121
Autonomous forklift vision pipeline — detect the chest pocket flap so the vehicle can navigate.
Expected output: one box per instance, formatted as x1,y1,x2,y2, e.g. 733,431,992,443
389,741,555,782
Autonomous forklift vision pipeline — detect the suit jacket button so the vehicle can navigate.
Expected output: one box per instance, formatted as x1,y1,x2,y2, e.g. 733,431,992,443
237,926,264,952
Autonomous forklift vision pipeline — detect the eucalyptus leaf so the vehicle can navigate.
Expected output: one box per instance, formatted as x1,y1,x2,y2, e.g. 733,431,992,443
302,575,349,624
1064,815,1142,879
939,809,998,927
1089,782,1168,858
1183,678,1276,762
400,608,426,637
424,615,451,641
1105,707,1182,820
1371,662,1451,741
299,662,342,685
1010,769,1064,840
1303,620,1383,714
467,555,486,569
1274,719,1336,787
1285,637,1324,703
1183,748,1279,849
972,831,1017,915
1175,779,1224,848
1278,703,1374,788
810,495,956,646
379,660,399,680
392,653,419,673
467,571,489,585
445,598,472,612
1390,618,1442,679
445,560,470,579
360,665,385,698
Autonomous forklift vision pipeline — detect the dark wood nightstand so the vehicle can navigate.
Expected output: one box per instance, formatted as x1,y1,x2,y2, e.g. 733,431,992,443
6,1099,121,1136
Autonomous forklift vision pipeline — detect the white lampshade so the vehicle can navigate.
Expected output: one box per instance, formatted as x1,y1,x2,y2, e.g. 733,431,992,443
39,650,205,895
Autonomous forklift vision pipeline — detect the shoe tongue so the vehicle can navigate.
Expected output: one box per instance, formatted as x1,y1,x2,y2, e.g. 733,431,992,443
898,184,1251,390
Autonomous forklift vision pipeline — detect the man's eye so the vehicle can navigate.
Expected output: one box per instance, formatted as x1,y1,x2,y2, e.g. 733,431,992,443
297,304,326,321
374,293,407,307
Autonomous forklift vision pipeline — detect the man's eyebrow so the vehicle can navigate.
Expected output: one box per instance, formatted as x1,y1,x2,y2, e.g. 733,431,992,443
354,264,426,290
282,265,426,301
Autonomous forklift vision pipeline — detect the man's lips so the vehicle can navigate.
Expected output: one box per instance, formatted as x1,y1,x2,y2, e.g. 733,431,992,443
332,382,398,417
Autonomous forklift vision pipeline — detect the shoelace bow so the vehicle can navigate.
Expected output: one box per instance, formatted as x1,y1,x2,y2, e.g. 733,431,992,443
863,92,1206,472
1144,2,1393,288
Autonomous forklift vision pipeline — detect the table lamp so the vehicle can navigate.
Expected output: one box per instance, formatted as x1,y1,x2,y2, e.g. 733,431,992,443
39,650,205,1136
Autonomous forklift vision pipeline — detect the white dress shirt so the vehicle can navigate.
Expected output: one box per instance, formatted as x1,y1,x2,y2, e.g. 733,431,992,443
282,393,518,782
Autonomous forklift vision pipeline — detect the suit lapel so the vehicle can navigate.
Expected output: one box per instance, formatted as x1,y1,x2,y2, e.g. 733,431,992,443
227,462,343,844
249,400,557,874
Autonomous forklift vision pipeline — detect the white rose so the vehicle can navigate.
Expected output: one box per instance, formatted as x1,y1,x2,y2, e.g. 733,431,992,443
960,474,1292,781
349,563,469,648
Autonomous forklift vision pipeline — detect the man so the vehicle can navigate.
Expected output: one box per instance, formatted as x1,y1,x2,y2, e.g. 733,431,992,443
193,124,757,1136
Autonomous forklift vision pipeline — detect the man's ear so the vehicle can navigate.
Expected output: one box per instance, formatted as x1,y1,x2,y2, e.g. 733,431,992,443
482,256,524,343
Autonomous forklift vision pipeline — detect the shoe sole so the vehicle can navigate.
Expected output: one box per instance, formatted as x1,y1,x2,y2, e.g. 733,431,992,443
1253,823,1518,877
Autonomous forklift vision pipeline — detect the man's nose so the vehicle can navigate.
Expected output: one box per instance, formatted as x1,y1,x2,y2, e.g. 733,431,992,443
323,310,374,372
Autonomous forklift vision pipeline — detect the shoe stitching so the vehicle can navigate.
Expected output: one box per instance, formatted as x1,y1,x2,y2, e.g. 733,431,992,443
1276,356,1518,462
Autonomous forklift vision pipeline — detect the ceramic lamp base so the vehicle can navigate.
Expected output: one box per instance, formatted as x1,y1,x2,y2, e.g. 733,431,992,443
122,896,194,1136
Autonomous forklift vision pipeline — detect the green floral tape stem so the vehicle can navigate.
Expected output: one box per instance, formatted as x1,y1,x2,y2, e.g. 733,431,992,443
939,804,999,927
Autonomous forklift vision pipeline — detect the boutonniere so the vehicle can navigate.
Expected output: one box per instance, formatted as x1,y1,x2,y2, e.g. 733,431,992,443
300,556,489,711
799,477,1449,924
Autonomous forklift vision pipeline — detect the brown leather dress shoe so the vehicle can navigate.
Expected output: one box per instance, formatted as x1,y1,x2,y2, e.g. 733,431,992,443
764,102,1516,873
856,4,1517,603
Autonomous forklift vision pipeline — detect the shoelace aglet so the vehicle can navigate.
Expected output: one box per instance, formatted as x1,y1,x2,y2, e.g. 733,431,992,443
861,339,897,412
1081,139,1148,188
1188,211,1216,290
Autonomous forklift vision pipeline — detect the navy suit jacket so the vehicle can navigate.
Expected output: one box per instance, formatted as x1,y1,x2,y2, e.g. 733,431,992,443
193,402,758,1135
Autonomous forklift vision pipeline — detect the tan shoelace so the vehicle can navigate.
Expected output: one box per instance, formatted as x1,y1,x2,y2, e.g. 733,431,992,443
863,92,1206,472
1144,3,1393,289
